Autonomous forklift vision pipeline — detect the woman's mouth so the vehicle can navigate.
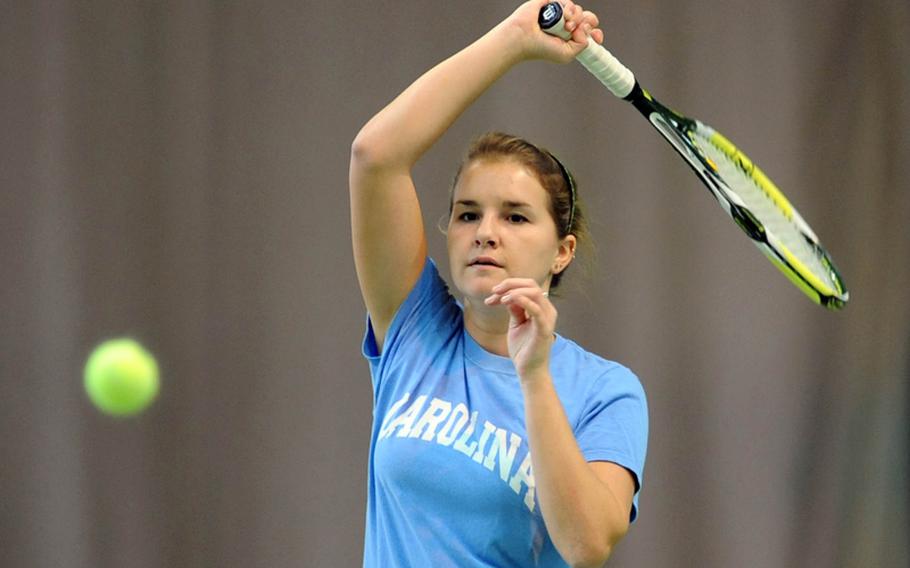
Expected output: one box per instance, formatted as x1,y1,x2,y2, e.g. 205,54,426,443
468,256,503,268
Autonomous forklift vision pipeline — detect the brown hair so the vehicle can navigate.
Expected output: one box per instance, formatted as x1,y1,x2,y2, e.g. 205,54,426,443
449,132,591,291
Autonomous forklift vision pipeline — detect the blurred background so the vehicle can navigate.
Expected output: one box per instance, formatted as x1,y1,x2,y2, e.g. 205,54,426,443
2,1,907,566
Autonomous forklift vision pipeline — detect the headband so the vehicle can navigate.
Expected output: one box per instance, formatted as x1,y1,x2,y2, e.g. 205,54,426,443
547,152,577,235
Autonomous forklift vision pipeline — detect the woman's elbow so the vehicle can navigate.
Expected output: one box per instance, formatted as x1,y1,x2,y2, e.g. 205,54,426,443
351,122,416,174
350,128,383,171
566,526,628,568
567,544,612,568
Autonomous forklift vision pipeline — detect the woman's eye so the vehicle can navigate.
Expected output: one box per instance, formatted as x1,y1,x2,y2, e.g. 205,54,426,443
507,214,528,224
458,212,478,222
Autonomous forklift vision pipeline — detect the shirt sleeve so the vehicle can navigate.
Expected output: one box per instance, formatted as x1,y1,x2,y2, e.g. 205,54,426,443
361,257,460,395
575,364,649,522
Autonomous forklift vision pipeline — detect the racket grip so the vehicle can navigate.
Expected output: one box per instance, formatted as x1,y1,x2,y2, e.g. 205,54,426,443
538,2,635,99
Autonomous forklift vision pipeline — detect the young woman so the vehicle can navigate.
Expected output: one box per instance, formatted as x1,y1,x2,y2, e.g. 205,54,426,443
349,2,648,566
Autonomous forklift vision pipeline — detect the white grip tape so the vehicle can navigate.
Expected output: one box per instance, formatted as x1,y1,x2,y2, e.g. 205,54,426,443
577,36,635,98
543,15,635,98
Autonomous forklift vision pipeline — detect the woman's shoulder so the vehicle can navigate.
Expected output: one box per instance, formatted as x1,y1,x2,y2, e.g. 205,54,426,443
414,257,460,314
554,335,642,389
386,257,462,337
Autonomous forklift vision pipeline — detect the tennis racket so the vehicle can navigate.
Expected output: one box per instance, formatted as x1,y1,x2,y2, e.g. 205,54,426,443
539,2,848,310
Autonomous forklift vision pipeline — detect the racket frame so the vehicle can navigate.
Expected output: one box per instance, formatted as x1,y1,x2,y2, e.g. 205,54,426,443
538,2,848,309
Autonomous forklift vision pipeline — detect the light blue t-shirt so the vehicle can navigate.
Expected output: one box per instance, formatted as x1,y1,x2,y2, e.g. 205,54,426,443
362,258,648,567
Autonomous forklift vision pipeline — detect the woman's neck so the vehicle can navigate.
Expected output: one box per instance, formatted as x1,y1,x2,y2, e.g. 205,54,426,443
463,299,510,357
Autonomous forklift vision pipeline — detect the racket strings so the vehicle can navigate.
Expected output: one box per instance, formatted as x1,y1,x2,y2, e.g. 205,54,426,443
734,157,791,220
695,134,838,292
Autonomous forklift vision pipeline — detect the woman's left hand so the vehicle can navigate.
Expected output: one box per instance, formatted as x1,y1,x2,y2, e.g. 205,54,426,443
485,278,556,379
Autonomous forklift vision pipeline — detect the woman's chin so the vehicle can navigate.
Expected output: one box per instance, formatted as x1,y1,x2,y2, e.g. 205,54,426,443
460,289,489,305
457,277,499,302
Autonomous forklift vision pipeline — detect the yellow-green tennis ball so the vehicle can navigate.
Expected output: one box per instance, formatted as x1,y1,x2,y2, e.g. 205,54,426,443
84,338,160,416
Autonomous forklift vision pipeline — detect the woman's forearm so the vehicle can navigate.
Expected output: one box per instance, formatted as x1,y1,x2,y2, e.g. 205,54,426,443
351,22,526,172
521,372,629,567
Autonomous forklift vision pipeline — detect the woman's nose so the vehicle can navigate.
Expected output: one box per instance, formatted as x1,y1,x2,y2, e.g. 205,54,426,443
474,217,498,247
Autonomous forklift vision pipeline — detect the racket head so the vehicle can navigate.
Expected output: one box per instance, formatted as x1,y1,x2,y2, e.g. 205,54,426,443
629,87,849,309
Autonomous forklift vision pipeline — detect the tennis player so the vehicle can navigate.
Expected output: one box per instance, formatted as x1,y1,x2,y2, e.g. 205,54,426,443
350,2,647,566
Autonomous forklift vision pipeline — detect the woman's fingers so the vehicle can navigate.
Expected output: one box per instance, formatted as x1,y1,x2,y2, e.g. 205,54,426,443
501,288,548,305
485,289,546,306
582,10,604,44
492,278,540,293
485,282,555,329
506,293,546,323
486,279,548,305
511,0,603,62
582,9,599,28
561,2,601,43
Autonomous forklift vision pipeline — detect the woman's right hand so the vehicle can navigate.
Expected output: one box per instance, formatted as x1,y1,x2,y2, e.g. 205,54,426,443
501,0,604,64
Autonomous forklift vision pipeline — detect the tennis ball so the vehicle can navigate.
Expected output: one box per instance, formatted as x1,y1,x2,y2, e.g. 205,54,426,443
84,338,160,416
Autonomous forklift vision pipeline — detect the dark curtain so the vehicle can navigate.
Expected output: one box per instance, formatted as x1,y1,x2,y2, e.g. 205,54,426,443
2,1,907,566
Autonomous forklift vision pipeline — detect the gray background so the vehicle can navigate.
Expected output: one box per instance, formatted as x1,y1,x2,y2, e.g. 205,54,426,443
2,1,908,566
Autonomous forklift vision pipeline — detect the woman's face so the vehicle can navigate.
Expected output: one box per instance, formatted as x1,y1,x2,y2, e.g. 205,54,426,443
446,158,574,301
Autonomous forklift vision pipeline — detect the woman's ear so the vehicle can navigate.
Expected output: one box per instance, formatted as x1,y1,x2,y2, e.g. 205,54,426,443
553,234,577,274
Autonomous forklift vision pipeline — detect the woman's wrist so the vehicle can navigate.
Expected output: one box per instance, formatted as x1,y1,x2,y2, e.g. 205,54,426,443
483,18,536,68
518,365,554,390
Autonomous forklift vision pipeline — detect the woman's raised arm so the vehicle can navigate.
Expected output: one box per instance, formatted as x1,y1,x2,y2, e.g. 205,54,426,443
349,1,596,351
